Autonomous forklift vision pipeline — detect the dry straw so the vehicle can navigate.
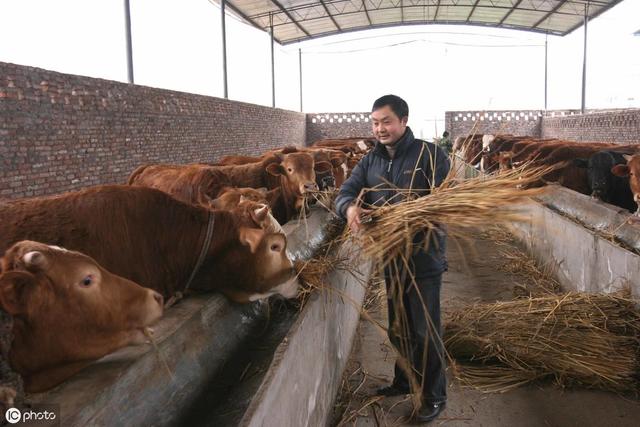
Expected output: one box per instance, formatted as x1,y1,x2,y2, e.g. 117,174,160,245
445,292,640,394
356,163,554,270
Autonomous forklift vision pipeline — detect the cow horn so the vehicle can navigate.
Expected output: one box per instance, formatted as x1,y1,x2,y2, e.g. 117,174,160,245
23,251,47,269
253,205,269,222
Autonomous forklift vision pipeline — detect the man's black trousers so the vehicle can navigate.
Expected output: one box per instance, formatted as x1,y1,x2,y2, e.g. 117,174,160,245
386,274,447,404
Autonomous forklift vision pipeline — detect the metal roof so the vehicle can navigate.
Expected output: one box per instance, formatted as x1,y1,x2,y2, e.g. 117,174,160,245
220,0,624,45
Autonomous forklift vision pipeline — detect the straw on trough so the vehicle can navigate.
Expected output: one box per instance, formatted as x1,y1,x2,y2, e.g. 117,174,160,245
445,292,640,393
480,227,561,296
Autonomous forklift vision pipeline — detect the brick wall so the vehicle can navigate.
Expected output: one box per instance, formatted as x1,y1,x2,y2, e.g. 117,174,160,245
445,110,543,141
541,109,640,144
305,112,373,145
445,108,640,145
0,61,305,200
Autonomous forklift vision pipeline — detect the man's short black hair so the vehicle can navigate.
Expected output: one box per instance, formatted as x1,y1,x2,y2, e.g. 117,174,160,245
443,131,450,138
372,95,408,119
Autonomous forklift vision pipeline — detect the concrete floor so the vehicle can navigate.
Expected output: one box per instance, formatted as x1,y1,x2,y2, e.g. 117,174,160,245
331,230,640,426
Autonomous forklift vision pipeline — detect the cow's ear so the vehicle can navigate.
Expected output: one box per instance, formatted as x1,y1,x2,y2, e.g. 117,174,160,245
0,271,36,315
315,161,332,173
281,146,297,154
572,158,589,168
265,163,285,177
239,227,264,253
611,165,630,177
329,154,347,167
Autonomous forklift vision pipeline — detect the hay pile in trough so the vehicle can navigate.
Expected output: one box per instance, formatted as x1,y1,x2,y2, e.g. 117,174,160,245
445,292,640,394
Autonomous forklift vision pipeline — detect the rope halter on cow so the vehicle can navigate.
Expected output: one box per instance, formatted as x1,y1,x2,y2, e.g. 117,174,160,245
165,211,216,308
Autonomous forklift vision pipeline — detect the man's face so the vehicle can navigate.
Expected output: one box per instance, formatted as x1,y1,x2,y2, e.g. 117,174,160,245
371,105,408,146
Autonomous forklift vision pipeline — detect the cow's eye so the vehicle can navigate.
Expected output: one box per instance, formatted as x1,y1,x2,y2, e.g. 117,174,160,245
81,275,94,287
287,168,293,173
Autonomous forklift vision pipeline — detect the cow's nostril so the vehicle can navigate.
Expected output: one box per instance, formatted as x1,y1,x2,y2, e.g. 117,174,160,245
152,292,163,306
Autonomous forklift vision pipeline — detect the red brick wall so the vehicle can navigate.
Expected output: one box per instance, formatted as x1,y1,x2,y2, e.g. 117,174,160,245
445,108,640,145
0,61,305,200
541,109,640,144
305,112,373,145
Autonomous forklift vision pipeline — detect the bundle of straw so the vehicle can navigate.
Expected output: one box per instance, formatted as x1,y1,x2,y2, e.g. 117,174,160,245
358,164,553,269
445,292,640,393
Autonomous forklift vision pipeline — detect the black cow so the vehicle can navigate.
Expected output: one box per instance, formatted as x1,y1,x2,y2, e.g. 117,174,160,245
575,151,636,212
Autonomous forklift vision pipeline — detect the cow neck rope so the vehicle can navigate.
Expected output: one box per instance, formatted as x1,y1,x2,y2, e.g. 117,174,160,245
183,211,215,292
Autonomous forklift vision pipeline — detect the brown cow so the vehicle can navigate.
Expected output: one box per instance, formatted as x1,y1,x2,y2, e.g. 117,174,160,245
0,185,299,303
612,154,640,217
0,241,164,392
211,187,283,233
130,153,320,223
217,147,340,191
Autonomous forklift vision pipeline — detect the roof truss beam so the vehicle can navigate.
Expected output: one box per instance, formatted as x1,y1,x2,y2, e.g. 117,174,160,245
319,0,342,31
466,0,481,22
499,0,524,25
270,0,312,36
532,0,569,28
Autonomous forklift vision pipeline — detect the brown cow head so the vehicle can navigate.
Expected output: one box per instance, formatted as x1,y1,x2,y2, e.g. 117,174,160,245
612,154,640,215
265,152,319,210
0,241,164,392
497,151,514,171
210,187,283,233
198,221,299,303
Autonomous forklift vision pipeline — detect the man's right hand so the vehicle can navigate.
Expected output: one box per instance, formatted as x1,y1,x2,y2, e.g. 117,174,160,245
346,205,372,234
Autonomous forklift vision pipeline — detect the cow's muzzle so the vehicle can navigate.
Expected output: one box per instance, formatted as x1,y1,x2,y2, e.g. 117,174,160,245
321,175,336,190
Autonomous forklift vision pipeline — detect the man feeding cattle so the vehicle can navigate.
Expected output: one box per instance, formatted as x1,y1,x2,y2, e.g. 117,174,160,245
335,95,450,423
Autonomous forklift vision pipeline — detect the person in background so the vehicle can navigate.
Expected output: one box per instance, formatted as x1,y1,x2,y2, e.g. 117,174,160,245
439,130,453,154
335,95,450,423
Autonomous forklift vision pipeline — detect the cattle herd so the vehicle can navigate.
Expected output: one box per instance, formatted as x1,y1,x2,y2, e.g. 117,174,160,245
2,131,638,403
453,134,640,215
0,137,373,399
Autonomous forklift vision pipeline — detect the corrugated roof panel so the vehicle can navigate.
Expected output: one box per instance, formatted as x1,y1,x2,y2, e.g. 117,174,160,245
299,17,341,33
230,0,278,17
434,5,474,22
537,14,583,33
220,0,623,44
334,13,371,29
404,6,438,22
289,5,326,23
478,0,515,7
518,0,555,12
369,9,403,25
273,22,307,40
503,9,548,27
470,7,511,23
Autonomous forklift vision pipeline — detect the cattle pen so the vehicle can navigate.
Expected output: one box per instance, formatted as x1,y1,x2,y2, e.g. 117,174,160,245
2,0,640,423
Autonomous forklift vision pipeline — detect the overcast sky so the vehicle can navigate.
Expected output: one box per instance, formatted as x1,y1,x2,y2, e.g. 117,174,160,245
1,0,638,138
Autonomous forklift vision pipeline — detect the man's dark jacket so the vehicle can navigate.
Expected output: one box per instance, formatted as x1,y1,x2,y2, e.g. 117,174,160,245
335,127,450,279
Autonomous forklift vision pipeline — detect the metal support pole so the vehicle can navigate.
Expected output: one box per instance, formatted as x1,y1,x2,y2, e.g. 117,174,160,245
124,0,134,84
221,0,228,98
298,49,303,112
270,15,275,108
544,34,548,110
581,2,589,114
